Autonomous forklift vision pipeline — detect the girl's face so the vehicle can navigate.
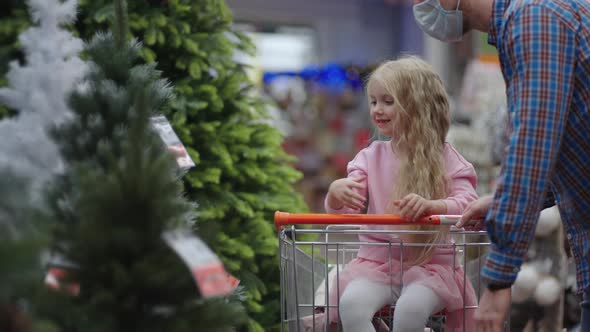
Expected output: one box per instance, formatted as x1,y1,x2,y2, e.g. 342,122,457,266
368,80,399,138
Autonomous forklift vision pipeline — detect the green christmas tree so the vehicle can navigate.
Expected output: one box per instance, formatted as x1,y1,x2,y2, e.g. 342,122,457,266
74,1,308,330
1,1,307,330
36,0,247,331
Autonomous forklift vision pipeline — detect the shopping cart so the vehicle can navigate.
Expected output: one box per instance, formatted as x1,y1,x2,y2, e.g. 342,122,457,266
275,211,509,332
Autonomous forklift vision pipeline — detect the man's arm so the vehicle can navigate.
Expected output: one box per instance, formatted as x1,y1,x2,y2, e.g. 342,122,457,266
483,5,576,285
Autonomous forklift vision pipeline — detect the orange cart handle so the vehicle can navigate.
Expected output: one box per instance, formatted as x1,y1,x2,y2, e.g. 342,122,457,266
274,211,465,230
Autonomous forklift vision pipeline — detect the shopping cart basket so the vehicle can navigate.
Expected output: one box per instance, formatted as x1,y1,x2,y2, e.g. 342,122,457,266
275,212,509,332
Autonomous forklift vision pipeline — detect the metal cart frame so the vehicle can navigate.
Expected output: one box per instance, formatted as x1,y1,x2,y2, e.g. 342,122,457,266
275,212,509,332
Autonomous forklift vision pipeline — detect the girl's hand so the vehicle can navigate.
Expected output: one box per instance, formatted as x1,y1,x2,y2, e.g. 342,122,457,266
326,177,366,210
394,193,446,222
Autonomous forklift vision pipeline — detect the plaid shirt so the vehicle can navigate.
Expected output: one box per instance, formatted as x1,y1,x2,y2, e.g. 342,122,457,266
484,0,590,292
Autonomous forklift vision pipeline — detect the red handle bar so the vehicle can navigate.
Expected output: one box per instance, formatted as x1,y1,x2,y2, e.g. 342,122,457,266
274,211,467,231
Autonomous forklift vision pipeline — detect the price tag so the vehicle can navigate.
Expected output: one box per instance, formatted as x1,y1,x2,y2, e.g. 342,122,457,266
162,229,239,298
44,267,80,296
150,116,196,171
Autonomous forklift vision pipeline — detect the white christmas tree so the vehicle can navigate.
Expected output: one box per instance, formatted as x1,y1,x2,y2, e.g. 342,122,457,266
0,0,87,238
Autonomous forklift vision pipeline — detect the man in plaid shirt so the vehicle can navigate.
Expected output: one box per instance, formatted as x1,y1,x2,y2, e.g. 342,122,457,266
412,0,590,330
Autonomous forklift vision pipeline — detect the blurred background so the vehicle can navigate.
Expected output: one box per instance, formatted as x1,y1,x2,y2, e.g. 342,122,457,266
227,0,505,212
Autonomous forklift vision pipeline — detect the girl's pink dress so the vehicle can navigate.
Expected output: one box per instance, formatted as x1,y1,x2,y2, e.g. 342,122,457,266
324,141,479,330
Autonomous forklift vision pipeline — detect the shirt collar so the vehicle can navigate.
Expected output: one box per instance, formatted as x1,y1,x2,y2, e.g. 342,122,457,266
488,0,510,46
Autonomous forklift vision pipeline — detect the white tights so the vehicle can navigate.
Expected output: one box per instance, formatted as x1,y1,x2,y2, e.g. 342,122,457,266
339,278,445,332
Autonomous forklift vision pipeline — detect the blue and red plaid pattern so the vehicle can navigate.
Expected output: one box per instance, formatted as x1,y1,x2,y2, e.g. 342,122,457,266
484,0,590,292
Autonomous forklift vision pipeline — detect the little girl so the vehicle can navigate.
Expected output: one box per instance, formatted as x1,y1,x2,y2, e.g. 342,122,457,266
325,57,478,332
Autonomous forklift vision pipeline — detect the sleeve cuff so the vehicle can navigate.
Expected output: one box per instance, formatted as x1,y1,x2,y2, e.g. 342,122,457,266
487,282,512,292
441,199,460,215
481,247,523,285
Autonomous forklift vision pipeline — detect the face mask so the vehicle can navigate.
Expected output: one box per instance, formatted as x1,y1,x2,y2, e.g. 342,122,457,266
413,0,463,42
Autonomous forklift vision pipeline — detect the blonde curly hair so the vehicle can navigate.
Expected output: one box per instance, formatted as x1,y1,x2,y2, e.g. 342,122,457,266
367,56,451,265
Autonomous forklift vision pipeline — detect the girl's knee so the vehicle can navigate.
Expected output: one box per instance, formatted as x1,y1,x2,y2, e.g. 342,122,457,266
339,290,373,322
338,279,396,329
393,285,443,332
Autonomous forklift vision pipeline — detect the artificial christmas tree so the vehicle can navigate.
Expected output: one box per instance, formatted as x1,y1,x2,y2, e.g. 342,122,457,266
2,0,248,330
73,1,307,329
0,0,87,237
40,0,247,330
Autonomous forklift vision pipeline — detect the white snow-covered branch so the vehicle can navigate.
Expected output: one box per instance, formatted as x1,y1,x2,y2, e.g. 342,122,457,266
0,0,88,234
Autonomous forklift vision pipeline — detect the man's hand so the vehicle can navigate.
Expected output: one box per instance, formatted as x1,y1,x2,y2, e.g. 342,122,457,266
455,195,493,230
475,288,511,332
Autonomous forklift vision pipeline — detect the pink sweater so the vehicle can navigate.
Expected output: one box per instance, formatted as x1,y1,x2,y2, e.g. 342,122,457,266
325,141,478,262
